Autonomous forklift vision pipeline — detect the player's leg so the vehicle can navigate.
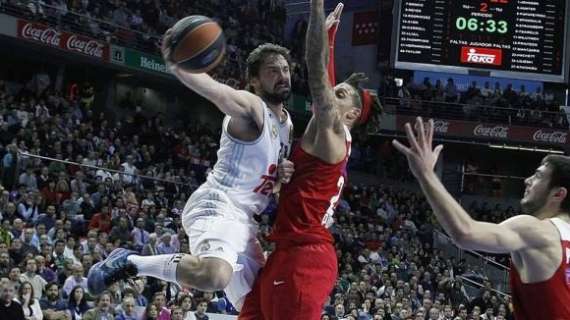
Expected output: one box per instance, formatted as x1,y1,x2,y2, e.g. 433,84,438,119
135,253,233,290
263,243,338,320
88,190,239,295
237,271,264,320
225,232,265,311
87,232,235,295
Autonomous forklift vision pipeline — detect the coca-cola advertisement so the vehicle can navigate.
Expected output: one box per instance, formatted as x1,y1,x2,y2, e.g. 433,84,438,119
395,115,570,146
473,124,509,139
17,19,109,60
531,130,568,144
432,120,450,134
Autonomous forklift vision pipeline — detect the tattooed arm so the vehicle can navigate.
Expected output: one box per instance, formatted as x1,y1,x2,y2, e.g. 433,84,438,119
306,0,340,130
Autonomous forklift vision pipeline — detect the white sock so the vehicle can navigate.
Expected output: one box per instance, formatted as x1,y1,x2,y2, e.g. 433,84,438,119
127,254,183,284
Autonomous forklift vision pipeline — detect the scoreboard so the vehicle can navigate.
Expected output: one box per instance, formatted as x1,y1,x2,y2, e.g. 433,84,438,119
391,0,570,82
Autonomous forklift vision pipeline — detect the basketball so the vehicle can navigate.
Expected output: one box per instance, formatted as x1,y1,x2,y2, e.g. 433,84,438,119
166,15,226,73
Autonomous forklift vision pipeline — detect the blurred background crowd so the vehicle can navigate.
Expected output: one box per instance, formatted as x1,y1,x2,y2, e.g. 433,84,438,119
0,0,561,319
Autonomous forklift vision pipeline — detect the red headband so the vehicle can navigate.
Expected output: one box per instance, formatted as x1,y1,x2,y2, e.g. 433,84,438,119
359,89,372,124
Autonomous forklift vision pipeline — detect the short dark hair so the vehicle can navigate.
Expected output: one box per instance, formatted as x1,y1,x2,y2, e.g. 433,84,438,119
246,43,291,81
542,155,570,212
45,282,59,291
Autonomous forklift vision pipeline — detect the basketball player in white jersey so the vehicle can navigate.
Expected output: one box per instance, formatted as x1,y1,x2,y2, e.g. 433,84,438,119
87,35,295,309
394,117,570,319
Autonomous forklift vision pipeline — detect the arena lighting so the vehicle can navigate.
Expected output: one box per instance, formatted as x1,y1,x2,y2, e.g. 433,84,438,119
488,144,565,154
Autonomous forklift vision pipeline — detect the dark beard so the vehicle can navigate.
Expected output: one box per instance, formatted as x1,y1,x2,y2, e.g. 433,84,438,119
520,193,548,215
261,88,290,105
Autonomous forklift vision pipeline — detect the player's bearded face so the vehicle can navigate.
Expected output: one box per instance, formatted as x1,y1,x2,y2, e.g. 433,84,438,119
260,79,290,104
258,55,291,104
520,167,551,215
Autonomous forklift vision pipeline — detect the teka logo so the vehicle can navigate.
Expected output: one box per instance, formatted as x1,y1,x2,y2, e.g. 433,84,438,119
533,130,568,144
461,47,503,66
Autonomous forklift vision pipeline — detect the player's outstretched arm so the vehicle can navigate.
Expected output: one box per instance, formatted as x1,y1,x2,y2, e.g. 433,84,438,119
162,29,262,122
306,0,338,129
393,117,556,254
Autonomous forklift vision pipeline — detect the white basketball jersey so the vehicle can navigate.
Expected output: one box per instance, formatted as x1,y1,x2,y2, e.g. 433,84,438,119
202,104,293,217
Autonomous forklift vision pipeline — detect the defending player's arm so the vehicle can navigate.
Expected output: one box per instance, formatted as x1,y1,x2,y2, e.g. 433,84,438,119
306,0,339,130
326,4,342,86
162,30,263,124
393,118,556,254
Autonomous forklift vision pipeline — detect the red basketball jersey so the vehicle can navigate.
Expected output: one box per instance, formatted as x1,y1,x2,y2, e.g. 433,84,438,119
268,127,351,245
509,218,570,320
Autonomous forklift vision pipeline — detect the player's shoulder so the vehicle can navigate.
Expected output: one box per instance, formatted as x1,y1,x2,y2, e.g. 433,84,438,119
502,214,556,230
503,215,561,243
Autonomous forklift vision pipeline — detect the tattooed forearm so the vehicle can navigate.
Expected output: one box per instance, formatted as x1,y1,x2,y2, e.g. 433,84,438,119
306,0,334,113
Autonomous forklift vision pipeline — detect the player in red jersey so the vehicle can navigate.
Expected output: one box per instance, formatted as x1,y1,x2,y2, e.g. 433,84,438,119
239,1,381,319
394,118,570,319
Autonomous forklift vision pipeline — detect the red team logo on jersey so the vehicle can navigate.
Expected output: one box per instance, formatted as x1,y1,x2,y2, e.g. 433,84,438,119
461,47,503,66
254,164,277,196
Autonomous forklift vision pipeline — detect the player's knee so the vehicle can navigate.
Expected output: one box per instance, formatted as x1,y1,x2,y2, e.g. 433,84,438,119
200,258,233,290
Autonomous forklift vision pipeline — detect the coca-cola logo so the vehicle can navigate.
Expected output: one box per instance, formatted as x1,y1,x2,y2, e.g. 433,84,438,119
433,120,449,134
66,35,104,58
532,130,568,144
473,124,509,138
21,23,61,46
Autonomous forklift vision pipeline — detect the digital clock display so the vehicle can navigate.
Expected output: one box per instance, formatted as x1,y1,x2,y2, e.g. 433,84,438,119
391,0,570,82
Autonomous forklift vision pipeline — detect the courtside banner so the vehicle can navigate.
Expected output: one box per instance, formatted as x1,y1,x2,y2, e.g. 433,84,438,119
16,19,109,60
396,115,569,146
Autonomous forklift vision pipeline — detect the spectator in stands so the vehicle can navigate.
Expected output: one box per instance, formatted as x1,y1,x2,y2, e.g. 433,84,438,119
67,286,89,320
143,303,159,320
16,281,43,320
115,296,138,320
20,257,47,300
0,282,26,320
192,299,209,320
62,264,88,297
40,282,68,320
2,144,18,190
84,291,114,320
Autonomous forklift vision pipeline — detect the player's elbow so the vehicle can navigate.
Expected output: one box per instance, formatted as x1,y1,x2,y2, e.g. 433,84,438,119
450,229,474,249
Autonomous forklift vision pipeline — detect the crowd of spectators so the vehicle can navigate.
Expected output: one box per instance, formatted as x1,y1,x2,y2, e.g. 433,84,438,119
0,69,519,320
6,0,563,132
380,76,568,129
0,0,288,89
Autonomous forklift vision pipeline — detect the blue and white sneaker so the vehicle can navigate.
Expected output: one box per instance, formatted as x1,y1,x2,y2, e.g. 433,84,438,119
87,248,138,295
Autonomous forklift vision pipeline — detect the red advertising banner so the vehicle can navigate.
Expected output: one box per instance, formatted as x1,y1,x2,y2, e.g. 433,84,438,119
17,19,109,60
396,116,569,146
352,11,378,46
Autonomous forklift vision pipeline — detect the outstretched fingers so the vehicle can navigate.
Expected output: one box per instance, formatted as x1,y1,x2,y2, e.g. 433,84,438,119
434,144,444,160
392,139,412,157
333,3,344,19
405,122,421,153
415,117,427,150
426,119,434,147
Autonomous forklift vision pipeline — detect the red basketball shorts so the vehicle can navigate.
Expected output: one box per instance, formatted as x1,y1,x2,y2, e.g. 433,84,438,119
239,242,337,320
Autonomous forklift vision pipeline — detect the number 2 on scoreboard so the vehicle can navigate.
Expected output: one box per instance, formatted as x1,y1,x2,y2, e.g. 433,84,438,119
480,3,488,12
